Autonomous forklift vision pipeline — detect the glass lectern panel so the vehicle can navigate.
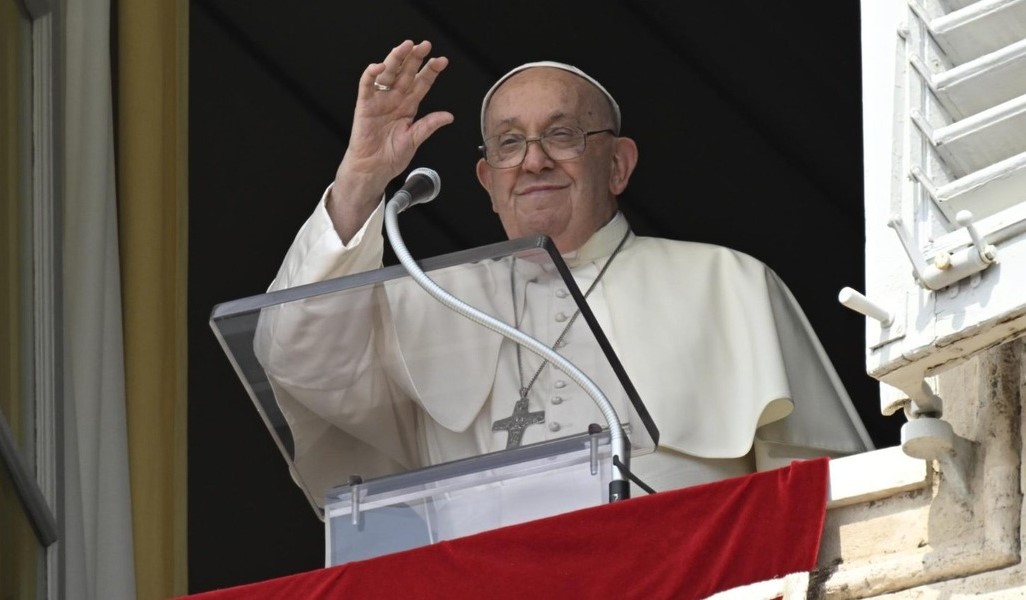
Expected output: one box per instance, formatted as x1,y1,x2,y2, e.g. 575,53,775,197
209,236,657,523
325,431,615,566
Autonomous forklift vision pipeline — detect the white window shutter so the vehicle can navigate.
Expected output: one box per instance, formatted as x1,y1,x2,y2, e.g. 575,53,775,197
857,0,1026,419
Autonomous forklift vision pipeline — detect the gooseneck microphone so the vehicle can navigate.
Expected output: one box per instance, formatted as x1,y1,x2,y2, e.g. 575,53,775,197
383,167,631,502
391,167,441,213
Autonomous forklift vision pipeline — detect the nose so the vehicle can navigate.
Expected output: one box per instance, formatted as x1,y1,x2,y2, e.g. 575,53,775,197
520,138,553,172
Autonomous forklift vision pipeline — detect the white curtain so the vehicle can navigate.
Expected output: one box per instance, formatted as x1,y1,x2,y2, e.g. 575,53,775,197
63,1,137,597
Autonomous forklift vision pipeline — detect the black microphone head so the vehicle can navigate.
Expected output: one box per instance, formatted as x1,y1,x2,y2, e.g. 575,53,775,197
404,167,441,206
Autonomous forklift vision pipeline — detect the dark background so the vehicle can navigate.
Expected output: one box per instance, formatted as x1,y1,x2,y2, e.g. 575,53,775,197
188,1,900,592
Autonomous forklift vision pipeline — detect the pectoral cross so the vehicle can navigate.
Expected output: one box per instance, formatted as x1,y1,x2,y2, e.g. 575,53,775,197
492,392,545,449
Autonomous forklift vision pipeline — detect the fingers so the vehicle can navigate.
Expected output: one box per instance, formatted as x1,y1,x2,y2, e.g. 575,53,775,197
392,40,435,93
410,55,449,100
369,40,414,90
348,40,453,176
408,109,455,149
369,40,442,94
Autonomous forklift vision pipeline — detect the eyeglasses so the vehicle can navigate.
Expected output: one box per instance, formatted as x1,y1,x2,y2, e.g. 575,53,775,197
479,127,615,169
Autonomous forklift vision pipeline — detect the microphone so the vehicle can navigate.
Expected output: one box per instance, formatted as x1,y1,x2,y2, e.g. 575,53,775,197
382,164,630,500
391,167,441,213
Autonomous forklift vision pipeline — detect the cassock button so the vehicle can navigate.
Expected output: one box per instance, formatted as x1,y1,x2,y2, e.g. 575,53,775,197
548,422,561,432
555,289,569,298
555,339,567,349
551,396,563,405
554,380,567,389
554,312,569,322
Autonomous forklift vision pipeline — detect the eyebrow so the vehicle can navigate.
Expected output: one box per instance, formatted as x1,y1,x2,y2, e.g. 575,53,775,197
489,111,576,134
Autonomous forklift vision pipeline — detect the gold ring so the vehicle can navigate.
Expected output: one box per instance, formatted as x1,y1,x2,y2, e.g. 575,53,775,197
373,81,392,92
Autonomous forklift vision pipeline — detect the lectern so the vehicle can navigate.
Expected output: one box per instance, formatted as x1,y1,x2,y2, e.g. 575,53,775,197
209,235,658,565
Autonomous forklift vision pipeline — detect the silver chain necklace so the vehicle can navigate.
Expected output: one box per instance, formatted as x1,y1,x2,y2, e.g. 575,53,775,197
491,228,630,449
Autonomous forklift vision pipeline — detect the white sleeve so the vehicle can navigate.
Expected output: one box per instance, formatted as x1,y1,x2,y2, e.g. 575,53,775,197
269,184,387,291
253,185,420,508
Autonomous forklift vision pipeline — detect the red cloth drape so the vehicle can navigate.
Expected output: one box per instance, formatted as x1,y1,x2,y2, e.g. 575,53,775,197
182,457,828,600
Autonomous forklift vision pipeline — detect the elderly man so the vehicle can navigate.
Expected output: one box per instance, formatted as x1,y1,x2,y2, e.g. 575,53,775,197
257,40,872,509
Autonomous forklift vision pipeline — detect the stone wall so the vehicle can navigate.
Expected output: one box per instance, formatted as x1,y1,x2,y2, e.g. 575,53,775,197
814,340,1024,599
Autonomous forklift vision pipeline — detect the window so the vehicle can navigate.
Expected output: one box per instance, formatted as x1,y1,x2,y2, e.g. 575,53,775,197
859,0,1026,417
0,0,60,597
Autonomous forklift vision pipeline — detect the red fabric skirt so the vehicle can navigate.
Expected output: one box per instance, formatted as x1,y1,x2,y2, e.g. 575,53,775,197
181,457,828,600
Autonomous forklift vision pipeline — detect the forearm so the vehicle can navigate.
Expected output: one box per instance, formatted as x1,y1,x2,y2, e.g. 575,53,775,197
327,159,392,245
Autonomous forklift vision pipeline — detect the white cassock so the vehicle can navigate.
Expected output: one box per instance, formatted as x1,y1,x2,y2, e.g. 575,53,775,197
254,190,873,511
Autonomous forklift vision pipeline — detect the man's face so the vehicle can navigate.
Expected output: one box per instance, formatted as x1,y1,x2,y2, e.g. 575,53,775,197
476,68,625,254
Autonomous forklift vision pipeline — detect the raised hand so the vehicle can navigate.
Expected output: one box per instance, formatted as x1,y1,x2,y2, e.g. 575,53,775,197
329,40,454,243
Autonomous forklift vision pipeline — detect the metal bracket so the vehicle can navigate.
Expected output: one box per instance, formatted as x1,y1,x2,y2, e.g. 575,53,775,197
588,424,602,476
880,374,973,500
888,211,997,291
348,474,363,527
901,416,975,498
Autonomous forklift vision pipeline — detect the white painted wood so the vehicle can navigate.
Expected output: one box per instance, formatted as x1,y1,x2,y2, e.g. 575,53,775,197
915,38,1026,118
913,93,1026,176
913,151,1026,222
937,0,988,13
861,0,1026,413
919,0,1026,65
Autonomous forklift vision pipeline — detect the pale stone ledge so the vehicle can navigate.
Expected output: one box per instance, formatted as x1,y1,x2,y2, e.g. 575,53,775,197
826,446,931,509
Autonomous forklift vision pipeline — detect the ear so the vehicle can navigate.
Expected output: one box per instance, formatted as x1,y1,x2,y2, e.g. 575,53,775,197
475,158,499,212
608,136,638,196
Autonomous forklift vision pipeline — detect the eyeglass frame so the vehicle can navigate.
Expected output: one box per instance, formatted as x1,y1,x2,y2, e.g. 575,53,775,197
478,126,616,169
